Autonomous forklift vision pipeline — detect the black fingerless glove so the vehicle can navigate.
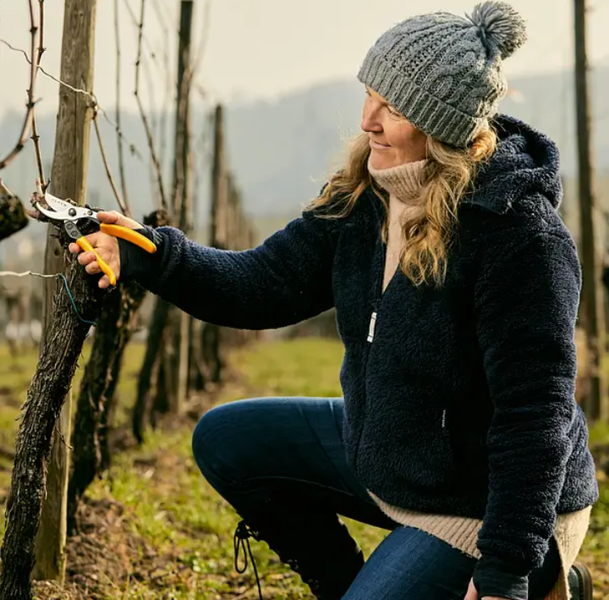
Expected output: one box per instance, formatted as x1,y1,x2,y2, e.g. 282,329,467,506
117,226,164,282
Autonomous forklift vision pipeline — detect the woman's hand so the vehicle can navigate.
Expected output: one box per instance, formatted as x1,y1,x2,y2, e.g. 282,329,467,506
68,210,143,289
464,579,508,600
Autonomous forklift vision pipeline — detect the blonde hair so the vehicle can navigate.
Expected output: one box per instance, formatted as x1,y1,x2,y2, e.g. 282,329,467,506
306,125,498,286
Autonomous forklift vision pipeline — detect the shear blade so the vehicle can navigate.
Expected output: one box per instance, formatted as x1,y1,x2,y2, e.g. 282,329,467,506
44,192,76,214
35,203,66,220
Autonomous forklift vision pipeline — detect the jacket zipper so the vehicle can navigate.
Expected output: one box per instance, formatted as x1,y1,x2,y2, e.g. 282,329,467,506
367,228,387,344
355,204,387,476
367,311,377,343
360,210,451,470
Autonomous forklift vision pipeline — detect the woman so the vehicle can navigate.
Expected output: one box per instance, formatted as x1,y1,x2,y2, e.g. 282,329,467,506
70,2,597,599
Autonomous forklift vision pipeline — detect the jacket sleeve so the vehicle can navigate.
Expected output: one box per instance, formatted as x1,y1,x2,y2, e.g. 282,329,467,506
471,225,581,600
118,211,337,330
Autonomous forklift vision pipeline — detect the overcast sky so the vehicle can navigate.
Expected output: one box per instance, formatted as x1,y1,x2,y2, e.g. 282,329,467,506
0,0,608,120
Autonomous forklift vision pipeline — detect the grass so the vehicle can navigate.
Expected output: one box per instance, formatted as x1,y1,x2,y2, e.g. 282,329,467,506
0,339,145,538
0,337,608,598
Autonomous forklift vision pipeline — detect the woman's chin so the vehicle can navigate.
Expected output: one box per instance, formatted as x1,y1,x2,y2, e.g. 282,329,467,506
369,155,394,170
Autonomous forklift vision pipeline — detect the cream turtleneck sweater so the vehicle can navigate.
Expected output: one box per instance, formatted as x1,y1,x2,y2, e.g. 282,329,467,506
367,158,426,292
366,157,591,600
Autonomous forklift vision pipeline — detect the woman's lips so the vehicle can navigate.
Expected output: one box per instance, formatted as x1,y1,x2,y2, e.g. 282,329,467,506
369,139,391,150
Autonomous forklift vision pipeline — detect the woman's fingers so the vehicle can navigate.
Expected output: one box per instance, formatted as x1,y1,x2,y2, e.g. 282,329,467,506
66,229,121,288
85,261,101,275
77,251,98,266
83,260,113,288
72,232,104,262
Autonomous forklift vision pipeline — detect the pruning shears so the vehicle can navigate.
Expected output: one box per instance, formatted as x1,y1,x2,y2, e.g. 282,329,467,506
33,191,157,287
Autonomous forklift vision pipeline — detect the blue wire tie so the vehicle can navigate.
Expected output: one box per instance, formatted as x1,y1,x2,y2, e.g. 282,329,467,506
59,273,97,326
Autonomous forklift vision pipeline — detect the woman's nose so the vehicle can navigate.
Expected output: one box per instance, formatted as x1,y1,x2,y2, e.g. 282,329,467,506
361,101,383,133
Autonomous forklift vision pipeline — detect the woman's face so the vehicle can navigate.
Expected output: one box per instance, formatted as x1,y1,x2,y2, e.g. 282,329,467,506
361,86,427,169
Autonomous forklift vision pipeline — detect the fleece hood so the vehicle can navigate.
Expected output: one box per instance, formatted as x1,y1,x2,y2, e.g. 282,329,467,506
464,114,562,214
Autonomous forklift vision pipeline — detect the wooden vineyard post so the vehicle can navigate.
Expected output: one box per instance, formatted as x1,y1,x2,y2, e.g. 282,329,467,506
574,0,607,420
31,0,96,587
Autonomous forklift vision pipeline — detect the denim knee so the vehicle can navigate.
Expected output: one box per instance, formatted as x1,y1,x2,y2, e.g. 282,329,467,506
192,402,240,491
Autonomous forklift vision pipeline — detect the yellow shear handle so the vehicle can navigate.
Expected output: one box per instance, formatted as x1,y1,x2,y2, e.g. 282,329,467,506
76,237,117,287
100,224,157,253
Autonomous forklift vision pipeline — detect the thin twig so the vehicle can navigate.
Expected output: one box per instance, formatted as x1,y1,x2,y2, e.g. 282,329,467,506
135,0,168,211
93,114,130,217
0,38,145,163
142,56,161,208
101,108,145,162
125,0,178,65
114,0,130,209
125,0,173,210
31,0,47,189
31,113,45,184
123,0,161,64
124,0,173,204
36,1,45,72
183,0,212,126
0,0,39,170
149,0,174,82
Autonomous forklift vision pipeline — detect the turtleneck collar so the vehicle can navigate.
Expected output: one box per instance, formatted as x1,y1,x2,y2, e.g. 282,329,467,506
368,157,426,203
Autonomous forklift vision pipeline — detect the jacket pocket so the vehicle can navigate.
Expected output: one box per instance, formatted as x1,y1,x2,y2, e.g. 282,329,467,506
357,403,457,494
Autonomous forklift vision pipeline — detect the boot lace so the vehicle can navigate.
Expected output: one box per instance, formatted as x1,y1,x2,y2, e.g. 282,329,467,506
233,520,263,600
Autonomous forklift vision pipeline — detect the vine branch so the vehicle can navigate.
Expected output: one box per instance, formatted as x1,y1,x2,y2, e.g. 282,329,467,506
134,0,168,212
0,0,40,170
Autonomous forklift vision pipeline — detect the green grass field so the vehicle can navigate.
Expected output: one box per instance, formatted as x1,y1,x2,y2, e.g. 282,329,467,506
0,338,608,599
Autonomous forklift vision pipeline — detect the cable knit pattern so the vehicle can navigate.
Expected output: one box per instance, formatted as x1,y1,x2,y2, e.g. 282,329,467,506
357,2,527,146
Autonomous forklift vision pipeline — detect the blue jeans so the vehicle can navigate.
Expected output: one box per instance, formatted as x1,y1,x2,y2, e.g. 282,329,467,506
192,397,560,599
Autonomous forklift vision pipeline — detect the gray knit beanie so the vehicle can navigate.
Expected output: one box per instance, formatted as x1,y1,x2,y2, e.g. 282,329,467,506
357,1,527,148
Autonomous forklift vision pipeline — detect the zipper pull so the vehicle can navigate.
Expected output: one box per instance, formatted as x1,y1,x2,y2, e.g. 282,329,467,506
367,311,377,343
441,409,447,429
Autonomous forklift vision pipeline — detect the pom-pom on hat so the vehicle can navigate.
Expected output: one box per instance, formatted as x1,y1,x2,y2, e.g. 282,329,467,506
357,2,527,147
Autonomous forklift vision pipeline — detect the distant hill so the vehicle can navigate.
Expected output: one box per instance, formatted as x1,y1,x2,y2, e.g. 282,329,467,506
1,64,608,249
225,68,609,219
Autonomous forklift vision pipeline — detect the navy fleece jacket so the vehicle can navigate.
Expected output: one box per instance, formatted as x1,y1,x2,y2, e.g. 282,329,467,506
118,115,598,600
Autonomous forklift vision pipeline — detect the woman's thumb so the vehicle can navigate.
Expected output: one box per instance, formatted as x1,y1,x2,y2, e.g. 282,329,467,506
97,210,121,224
97,210,144,230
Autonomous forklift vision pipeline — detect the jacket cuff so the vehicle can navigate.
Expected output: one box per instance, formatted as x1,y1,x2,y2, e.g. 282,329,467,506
473,554,529,600
118,226,164,282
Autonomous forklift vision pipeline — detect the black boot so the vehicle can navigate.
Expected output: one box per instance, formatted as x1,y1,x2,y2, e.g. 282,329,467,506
233,507,365,600
568,563,593,600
